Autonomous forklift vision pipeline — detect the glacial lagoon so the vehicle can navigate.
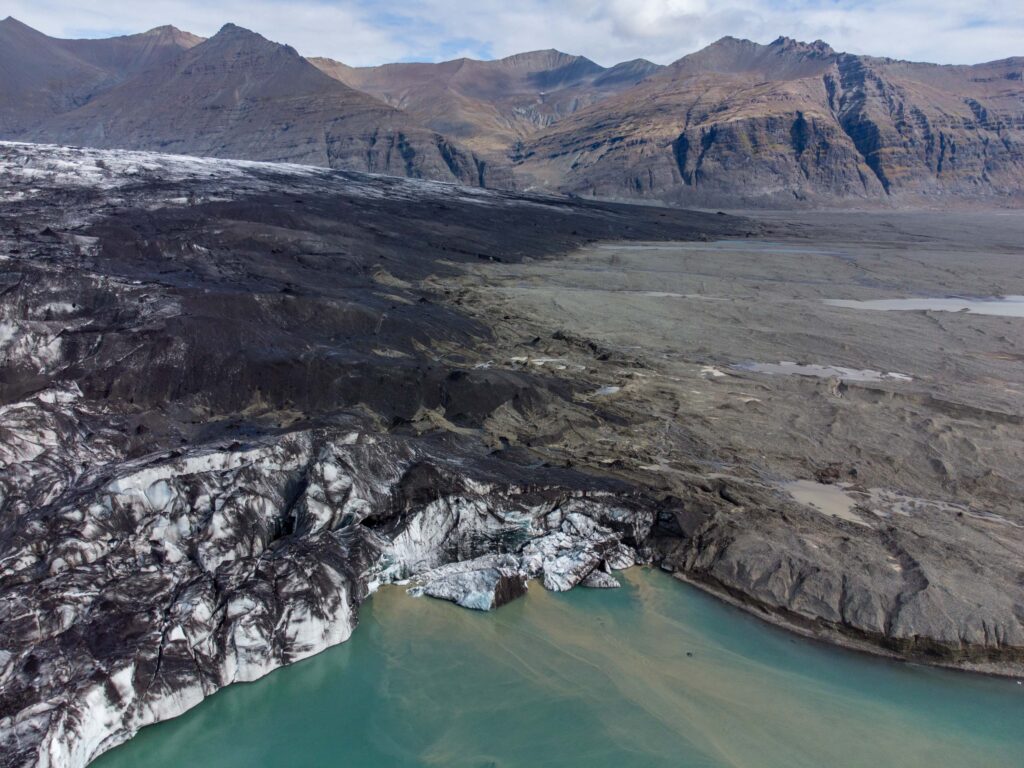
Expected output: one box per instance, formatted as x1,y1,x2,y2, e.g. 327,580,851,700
93,568,1024,768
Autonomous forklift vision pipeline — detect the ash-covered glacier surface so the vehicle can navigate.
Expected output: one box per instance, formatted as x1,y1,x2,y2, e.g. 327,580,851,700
0,142,746,767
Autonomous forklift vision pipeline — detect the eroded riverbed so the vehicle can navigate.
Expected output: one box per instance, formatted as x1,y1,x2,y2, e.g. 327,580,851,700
93,569,1024,768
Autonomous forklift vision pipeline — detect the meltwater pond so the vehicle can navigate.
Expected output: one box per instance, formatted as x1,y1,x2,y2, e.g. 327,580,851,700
93,569,1024,768
825,295,1024,317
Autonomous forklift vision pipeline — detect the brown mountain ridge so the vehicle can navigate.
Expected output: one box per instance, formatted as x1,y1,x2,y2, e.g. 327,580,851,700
0,17,202,135
2,19,1022,204
517,36,1024,205
1,20,503,186
310,50,663,157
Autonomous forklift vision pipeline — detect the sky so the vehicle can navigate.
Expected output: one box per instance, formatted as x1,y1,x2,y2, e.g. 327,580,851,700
6,0,1024,67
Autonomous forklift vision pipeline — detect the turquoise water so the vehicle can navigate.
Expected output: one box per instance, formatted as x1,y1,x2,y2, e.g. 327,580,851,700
94,569,1024,768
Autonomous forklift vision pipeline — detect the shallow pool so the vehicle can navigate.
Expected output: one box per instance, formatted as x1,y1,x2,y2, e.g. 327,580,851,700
825,296,1024,317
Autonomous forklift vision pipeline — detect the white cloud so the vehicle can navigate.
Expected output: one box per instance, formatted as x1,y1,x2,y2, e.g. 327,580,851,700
5,0,1023,66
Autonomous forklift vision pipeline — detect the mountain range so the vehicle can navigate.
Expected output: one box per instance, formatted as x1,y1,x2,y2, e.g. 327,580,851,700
517,37,1024,205
309,50,663,157
2,16,1022,205
0,18,498,186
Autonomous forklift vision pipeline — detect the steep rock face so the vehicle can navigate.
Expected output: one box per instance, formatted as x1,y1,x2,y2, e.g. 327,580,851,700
312,49,664,157
828,53,1024,197
673,110,884,201
516,37,1024,205
9,23,503,186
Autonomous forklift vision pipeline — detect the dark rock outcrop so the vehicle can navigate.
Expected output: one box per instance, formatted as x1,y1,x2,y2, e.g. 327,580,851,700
657,485,1024,666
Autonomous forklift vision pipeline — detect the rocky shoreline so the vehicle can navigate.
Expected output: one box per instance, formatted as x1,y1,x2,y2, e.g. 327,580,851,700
673,573,1024,679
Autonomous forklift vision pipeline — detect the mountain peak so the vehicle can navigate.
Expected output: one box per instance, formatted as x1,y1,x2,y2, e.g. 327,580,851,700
500,49,593,69
0,16,33,31
216,22,251,36
213,22,271,42
141,25,204,47
204,23,299,57
670,34,837,77
496,49,605,90
770,36,835,56
143,24,192,38
707,36,758,48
